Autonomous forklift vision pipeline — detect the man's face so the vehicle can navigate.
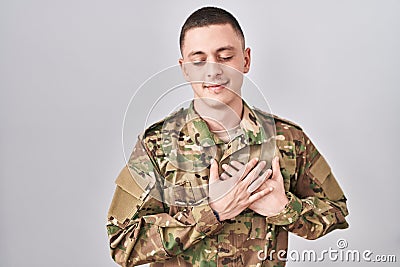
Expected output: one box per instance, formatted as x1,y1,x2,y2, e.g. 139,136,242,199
179,24,251,106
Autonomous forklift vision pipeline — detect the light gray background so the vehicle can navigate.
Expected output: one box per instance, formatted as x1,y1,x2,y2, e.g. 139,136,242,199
1,0,399,266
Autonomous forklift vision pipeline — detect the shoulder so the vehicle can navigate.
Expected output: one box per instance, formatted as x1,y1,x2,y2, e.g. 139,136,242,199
252,106,302,131
252,106,305,141
140,107,188,153
272,114,303,132
143,107,187,136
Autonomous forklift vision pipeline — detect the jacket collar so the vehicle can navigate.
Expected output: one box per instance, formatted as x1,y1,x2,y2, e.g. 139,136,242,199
185,100,268,147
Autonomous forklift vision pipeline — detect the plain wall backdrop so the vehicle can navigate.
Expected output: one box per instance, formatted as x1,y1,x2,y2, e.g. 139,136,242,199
1,0,399,266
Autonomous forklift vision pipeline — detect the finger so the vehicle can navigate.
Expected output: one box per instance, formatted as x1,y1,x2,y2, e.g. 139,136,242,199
237,158,259,180
230,160,245,170
265,168,273,179
271,156,281,180
220,172,230,180
221,163,238,176
247,169,272,193
248,186,274,203
243,161,266,186
209,159,220,184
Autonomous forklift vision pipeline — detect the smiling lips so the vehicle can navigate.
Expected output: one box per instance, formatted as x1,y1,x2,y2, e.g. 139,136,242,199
204,81,229,93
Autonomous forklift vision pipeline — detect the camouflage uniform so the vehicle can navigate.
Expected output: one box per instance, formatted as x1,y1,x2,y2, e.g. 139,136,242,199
107,101,349,267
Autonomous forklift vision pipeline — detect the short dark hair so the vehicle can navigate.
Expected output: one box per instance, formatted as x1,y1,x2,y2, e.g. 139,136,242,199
179,7,245,54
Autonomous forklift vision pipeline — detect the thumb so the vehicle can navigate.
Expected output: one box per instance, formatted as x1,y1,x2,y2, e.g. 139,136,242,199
209,159,220,184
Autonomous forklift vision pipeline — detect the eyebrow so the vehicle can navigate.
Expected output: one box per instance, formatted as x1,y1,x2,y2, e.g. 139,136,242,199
216,45,235,53
188,51,205,57
187,45,236,57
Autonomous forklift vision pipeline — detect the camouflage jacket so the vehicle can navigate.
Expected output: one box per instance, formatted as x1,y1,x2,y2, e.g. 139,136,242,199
107,101,349,267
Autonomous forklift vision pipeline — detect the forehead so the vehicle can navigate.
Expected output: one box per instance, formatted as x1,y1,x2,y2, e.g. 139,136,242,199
182,24,243,56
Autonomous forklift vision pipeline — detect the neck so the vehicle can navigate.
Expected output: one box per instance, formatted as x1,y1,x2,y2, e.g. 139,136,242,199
193,97,243,132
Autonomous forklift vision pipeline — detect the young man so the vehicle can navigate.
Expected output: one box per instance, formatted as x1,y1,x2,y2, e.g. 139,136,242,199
107,7,349,267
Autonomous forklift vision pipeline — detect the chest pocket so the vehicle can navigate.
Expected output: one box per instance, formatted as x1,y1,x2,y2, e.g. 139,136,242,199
218,214,270,243
162,162,209,206
248,215,267,239
276,139,297,192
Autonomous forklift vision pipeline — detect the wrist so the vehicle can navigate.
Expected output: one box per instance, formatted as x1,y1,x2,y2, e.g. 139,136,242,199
266,192,302,226
265,195,289,217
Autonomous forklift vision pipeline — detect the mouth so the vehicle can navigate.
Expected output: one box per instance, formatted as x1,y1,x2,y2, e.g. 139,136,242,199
203,81,229,93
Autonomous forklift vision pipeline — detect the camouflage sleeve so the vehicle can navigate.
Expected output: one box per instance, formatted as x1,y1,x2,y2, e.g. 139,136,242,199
266,132,349,239
106,137,224,266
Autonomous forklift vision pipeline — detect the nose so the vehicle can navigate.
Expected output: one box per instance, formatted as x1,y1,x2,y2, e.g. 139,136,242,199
206,61,223,79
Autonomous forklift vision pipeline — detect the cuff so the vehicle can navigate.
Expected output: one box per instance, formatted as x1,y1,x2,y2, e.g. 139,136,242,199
192,204,224,235
266,192,302,226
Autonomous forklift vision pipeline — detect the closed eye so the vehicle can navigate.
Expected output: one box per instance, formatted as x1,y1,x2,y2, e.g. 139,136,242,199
219,56,233,62
192,60,206,66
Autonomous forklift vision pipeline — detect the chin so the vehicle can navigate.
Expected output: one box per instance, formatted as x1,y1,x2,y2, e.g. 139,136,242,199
193,86,241,106
197,94,236,108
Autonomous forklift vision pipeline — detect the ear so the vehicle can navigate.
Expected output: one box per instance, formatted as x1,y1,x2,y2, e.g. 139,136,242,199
179,58,191,82
243,47,251,74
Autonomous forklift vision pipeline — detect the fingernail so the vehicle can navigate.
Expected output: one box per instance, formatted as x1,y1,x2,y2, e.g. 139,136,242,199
254,157,259,162
210,158,214,164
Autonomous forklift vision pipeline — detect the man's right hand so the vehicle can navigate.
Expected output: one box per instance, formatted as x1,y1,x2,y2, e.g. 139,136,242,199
208,158,273,221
